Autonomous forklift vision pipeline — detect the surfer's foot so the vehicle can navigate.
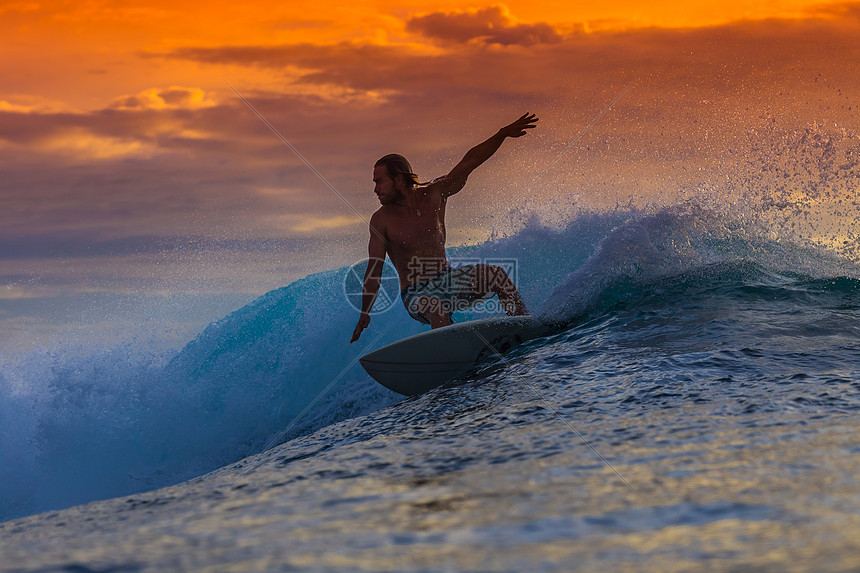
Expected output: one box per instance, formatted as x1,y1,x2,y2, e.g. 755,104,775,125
475,265,527,316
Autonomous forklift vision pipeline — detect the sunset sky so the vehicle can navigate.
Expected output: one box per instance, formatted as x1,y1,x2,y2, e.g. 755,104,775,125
2,0,859,350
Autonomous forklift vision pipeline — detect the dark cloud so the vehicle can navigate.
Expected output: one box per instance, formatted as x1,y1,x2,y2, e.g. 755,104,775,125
807,1,860,19
164,43,424,90
161,14,860,102
405,5,562,46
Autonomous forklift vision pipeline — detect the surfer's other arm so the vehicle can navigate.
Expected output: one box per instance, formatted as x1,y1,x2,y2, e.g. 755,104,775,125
351,214,387,343
435,113,539,198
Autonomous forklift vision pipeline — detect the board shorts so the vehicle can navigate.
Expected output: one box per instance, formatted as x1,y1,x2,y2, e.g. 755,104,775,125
400,264,493,325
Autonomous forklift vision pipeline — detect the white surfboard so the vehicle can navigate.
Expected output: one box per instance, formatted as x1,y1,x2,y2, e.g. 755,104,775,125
359,316,551,396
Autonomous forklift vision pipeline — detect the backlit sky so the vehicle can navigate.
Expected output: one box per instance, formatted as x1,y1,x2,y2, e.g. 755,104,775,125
1,0,859,347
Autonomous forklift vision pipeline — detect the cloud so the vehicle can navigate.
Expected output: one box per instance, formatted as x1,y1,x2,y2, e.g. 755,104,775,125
4,8,860,301
0,86,223,162
161,8,858,104
38,127,154,160
0,88,386,253
0,233,325,260
0,101,36,114
0,286,41,300
797,1,860,19
406,5,562,46
290,215,364,233
0,95,76,114
109,86,217,111
0,88,219,148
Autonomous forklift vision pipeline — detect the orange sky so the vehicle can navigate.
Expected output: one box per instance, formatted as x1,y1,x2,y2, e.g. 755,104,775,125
2,0,853,109
1,1,859,318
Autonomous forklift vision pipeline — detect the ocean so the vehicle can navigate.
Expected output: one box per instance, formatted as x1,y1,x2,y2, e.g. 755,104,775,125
1,202,860,571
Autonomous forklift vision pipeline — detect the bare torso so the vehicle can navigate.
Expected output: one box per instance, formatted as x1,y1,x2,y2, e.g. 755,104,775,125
374,183,450,291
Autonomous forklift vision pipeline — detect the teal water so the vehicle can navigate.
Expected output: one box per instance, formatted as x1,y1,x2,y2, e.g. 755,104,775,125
2,202,860,571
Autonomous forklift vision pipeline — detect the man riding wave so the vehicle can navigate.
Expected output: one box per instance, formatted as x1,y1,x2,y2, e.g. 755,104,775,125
351,113,539,343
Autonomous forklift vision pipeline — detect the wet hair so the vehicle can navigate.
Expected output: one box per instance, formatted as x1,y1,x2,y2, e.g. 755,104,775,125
375,154,420,187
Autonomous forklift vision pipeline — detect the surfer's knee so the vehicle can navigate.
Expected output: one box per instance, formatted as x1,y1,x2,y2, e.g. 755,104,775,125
481,265,526,315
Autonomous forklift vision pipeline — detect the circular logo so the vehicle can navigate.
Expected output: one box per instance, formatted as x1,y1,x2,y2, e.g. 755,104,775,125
343,257,400,314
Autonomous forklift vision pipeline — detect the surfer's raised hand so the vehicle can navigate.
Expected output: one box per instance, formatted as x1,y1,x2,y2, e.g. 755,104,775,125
439,112,540,196
351,313,370,343
497,113,539,139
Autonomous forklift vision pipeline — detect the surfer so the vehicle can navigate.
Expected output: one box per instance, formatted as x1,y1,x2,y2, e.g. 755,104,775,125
351,113,538,343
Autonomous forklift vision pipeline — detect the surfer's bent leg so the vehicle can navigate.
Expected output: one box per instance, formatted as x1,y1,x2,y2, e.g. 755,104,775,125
471,264,528,316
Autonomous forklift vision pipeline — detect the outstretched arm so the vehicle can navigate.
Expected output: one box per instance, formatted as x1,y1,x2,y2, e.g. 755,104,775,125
350,214,388,343
436,113,539,198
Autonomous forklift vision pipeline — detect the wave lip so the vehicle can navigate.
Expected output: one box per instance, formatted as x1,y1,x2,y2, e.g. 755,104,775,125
539,204,859,325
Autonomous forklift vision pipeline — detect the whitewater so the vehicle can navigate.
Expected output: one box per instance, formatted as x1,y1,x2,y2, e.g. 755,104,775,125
2,192,860,570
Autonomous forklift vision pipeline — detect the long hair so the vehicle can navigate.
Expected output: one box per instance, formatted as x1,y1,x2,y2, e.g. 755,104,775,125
375,154,420,187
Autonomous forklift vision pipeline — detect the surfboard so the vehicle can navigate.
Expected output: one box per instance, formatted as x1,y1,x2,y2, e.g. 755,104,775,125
359,316,551,396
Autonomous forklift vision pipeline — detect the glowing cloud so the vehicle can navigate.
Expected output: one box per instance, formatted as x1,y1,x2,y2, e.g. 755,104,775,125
292,216,364,233
0,101,36,114
38,128,153,160
109,87,217,111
